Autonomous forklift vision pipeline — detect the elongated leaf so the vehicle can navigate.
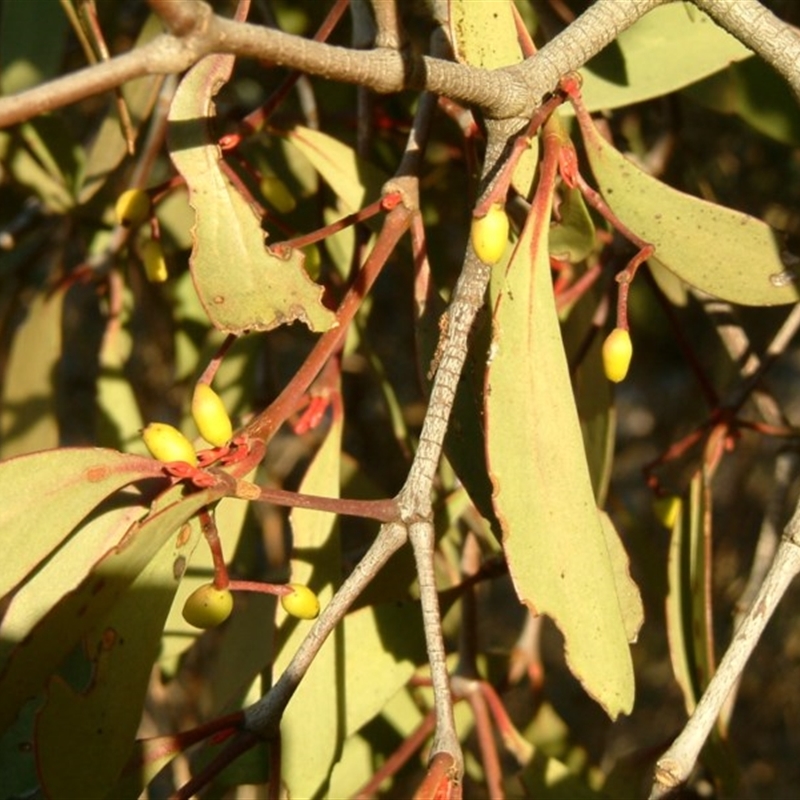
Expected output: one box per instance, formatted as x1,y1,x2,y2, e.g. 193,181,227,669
278,412,343,799
485,178,636,718
35,517,202,799
0,289,63,458
284,126,388,214
579,116,799,306
0,448,162,598
0,485,222,734
168,56,334,335
665,471,713,716
576,4,752,114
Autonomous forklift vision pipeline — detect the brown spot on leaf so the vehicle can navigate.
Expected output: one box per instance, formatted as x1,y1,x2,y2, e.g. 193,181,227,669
176,523,192,547
85,466,109,482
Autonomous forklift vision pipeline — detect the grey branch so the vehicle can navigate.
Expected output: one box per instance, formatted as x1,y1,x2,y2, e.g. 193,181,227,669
0,0,665,128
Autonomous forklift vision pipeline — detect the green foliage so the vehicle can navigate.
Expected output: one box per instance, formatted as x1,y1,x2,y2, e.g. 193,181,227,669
1,1,798,797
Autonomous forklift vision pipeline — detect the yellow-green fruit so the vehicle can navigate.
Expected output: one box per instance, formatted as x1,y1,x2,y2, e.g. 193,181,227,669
302,244,321,281
280,583,320,620
115,188,151,228
470,203,509,265
191,384,233,447
654,495,681,529
182,584,234,628
141,239,168,283
142,422,198,466
602,327,633,383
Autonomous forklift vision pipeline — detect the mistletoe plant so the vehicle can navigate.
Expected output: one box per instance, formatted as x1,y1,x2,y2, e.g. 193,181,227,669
2,1,800,798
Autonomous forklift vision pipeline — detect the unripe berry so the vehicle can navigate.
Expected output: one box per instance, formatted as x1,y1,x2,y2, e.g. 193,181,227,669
142,422,198,466
191,384,233,447
602,327,633,383
654,495,681,529
141,239,168,283
470,204,509,265
115,188,151,228
182,583,234,628
280,583,320,620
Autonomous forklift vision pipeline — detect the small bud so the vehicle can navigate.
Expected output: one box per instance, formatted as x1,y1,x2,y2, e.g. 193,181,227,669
191,384,233,447
142,422,198,466
602,327,633,383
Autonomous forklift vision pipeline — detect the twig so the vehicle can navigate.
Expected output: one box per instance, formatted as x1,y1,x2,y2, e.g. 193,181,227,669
649,497,800,798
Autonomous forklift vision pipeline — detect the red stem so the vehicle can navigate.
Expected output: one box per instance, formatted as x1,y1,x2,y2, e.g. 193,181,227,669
244,204,412,441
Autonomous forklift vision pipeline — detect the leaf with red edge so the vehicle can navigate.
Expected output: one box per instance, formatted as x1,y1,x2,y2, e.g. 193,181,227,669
168,55,334,335
485,166,637,718
0,484,223,734
35,511,203,799
0,447,163,600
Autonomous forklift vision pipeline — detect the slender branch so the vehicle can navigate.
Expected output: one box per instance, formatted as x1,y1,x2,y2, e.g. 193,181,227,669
242,521,408,737
649,498,800,798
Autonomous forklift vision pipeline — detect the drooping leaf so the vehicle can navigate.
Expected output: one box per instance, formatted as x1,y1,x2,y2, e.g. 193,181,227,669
0,485,223,734
0,289,63,458
485,173,636,718
284,126,388,214
575,3,752,114
665,471,713,717
278,410,344,799
684,57,800,147
78,14,165,202
35,517,202,799
579,114,799,306
0,447,162,599
168,55,334,335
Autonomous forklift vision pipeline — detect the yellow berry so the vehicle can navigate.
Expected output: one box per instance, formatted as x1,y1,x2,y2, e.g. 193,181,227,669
182,584,234,628
142,422,198,466
280,583,320,620
602,327,633,383
141,239,168,283
115,188,151,228
470,203,509,265
191,384,233,447
654,495,681,529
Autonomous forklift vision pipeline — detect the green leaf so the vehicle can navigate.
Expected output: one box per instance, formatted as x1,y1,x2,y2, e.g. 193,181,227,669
0,485,223,734
79,14,165,202
575,3,752,114
449,0,524,69
665,472,713,717
579,116,799,306
0,290,63,457
684,58,800,147
549,186,596,263
35,517,202,799
0,447,162,599
168,56,334,335
278,411,343,798
284,126,389,214
485,178,636,718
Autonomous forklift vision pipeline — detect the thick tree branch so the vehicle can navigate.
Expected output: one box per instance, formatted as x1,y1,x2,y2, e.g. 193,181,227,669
0,0,665,129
